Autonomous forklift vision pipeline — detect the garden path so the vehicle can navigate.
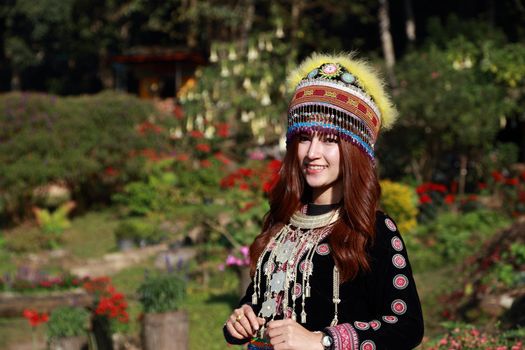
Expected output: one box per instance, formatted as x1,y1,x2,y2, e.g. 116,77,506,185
69,243,169,277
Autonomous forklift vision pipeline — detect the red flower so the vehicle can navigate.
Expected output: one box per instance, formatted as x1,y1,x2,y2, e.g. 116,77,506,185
200,159,212,168
220,174,236,189
267,159,282,172
444,194,455,204
216,122,230,138
263,174,279,193
104,166,119,177
196,143,211,152
137,121,162,135
491,171,504,183
239,183,249,191
416,183,429,195
240,202,256,212
189,130,204,138
214,152,233,165
419,194,432,204
477,182,487,190
238,168,254,177
176,153,190,162
23,309,49,327
506,178,519,186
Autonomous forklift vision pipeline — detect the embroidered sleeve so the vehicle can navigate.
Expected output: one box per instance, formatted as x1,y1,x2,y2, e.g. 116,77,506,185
325,214,424,350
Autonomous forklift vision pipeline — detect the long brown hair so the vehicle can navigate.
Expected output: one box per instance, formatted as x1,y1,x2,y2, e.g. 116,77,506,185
249,138,381,282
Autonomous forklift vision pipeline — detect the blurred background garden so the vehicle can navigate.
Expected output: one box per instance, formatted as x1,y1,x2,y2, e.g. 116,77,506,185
0,0,524,349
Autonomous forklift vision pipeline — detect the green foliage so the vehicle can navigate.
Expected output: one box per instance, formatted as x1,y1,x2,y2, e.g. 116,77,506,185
485,243,525,288
381,17,524,182
407,210,510,271
46,306,89,339
380,180,418,233
137,274,186,313
114,218,166,246
0,91,173,222
33,201,75,249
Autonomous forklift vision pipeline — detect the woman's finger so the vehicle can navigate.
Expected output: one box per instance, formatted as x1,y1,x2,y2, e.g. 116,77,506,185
240,306,260,332
225,320,245,340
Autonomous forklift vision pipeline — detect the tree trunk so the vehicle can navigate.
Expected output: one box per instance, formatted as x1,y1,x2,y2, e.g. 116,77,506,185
142,311,189,350
98,48,114,90
404,0,416,45
239,0,255,51
11,70,21,91
289,0,305,64
458,154,468,197
378,0,397,88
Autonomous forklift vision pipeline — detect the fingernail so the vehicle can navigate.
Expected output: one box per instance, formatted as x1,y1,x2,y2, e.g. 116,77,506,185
254,324,259,330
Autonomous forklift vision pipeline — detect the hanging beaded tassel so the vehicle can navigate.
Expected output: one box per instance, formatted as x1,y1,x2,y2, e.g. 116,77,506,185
330,265,341,326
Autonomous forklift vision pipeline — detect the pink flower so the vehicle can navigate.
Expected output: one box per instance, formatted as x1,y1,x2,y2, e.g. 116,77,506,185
240,246,249,258
226,255,237,266
218,264,225,271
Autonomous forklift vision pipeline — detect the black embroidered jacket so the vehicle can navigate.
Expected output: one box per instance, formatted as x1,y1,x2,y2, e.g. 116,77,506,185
224,211,424,349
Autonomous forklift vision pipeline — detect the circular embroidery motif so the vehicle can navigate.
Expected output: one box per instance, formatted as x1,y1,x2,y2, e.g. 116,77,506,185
316,243,330,256
360,340,376,350
299,260,313,275
293,283,302,298
392,254,406,269
391,237,403,251
369,320,381,330
320,63,341,78
354,321,370,330
382,315,398,324
391,299,407,315
385,218,397,232
393,274,409,290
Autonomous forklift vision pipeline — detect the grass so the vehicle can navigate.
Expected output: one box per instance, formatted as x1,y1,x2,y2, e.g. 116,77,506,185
64,209,120,259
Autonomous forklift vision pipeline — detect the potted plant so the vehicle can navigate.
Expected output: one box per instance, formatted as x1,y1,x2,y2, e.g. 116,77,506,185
137,273,187,350
46,306,90,350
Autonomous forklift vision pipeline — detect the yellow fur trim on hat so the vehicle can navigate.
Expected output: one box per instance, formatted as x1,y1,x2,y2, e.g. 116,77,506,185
287,52,398,129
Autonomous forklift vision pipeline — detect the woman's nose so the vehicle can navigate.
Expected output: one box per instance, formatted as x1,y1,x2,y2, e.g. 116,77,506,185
307,138,322,158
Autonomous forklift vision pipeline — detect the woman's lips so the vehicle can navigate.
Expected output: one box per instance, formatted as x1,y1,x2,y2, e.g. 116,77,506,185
304,164,327,174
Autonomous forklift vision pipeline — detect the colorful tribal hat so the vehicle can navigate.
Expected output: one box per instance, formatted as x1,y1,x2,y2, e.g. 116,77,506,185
286,52,398,160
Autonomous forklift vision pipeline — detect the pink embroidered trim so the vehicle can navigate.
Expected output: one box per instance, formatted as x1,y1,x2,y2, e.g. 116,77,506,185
327,323,359,350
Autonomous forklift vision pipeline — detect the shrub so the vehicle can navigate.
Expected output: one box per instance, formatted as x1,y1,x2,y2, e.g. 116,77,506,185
137,274,186,313
0,91,174,223
114,218,166,246
380,180,418,233
407,209,510,270
46,306,90,340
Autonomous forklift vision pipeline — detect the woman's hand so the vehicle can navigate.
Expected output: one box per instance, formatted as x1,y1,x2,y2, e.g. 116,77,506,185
266,319,324,350
225,304,265,340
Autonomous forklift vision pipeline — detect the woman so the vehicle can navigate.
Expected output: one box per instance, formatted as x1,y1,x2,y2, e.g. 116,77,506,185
224,53,424,350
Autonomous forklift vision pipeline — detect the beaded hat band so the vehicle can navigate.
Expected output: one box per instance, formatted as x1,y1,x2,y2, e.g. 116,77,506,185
286,53,398,161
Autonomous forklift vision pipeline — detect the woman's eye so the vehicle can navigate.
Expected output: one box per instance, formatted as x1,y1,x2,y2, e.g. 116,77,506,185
299,134,311,142
325,137,339,143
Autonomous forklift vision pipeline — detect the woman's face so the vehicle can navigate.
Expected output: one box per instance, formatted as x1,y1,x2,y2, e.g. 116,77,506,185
297,132,343,204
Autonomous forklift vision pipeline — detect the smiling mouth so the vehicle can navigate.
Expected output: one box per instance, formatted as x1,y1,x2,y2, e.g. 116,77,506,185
305,164,328,172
